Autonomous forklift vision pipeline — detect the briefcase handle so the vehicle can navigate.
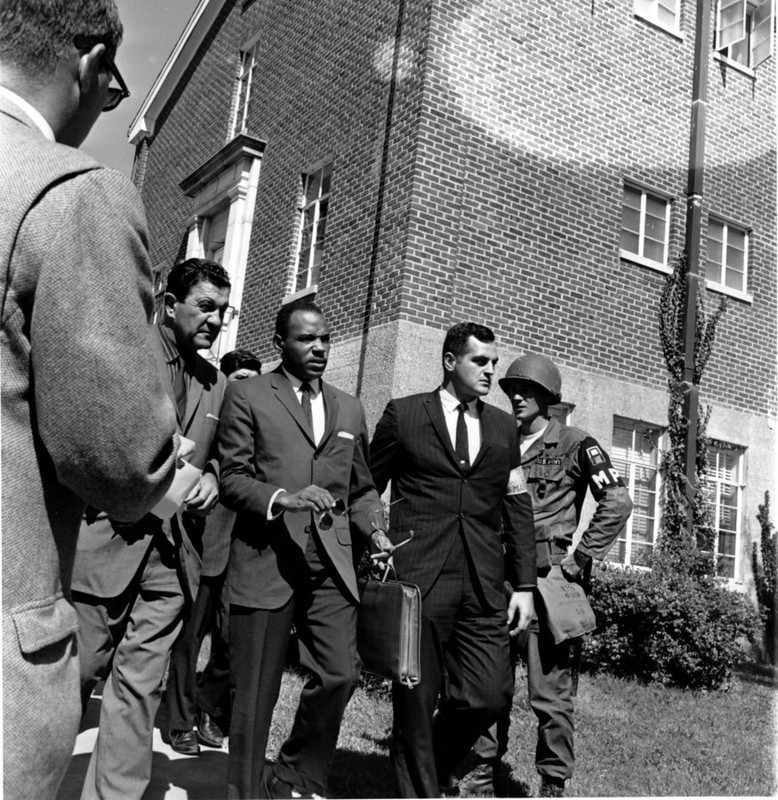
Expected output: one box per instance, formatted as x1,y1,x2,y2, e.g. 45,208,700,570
370,530,415,582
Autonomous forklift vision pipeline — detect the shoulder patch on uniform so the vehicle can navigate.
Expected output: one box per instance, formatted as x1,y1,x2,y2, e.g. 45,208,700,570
586,445,607,466
506,466,528,495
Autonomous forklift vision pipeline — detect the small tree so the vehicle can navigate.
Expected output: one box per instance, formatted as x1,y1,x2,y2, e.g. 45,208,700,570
656,254,726,576
752,492,776,663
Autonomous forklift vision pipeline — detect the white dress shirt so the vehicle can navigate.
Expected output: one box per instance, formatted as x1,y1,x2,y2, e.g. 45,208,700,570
439,386,481,461
0,85,56,142
282,368,325,445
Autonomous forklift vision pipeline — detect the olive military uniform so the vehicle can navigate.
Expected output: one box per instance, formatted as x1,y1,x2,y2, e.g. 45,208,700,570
474,417,632,790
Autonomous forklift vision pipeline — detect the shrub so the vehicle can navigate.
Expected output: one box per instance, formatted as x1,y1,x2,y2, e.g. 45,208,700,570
582,563,760,690
752,492,776,663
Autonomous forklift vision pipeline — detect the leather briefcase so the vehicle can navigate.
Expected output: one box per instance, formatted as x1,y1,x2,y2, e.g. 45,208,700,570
357,573,421,688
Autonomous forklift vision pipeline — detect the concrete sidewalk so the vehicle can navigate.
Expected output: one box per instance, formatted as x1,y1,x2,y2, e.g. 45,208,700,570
56,689,229,800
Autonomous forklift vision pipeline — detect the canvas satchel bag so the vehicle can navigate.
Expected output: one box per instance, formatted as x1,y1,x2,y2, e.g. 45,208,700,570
357,566,421,688
535,565,597,645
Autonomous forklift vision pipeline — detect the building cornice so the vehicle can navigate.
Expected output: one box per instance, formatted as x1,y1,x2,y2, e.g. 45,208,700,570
128,0,229,145
179,134,266,197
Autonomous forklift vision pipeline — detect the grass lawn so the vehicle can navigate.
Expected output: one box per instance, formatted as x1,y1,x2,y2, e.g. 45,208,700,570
262,662,776,798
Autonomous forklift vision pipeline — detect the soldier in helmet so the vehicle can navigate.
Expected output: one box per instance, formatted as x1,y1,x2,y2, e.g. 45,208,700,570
467,353,632,798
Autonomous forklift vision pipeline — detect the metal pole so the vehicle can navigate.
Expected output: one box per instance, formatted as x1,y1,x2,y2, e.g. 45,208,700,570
681,0,712,536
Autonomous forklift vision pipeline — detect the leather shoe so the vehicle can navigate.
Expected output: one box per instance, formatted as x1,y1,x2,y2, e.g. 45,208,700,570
168,728,200,755
458,760,498,797
195,710,224,748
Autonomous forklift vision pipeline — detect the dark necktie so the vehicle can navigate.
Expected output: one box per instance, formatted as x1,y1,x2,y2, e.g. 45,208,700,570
455,403,470,469
173,358,187,420
300,381,314,433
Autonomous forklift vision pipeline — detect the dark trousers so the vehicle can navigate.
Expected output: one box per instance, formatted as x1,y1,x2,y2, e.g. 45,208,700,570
166,572,231,730
392,534,513,798
226,537,360,799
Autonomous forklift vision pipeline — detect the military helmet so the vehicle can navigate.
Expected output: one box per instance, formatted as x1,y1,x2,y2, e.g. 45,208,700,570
498,353,562,403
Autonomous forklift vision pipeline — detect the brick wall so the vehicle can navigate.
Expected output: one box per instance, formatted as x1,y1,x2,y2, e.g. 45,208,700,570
136,0,775,417
403,0,776,416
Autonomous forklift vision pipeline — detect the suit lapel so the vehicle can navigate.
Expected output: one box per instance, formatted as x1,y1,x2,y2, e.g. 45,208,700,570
423,392,465,473
182,357,207,434
271,367,317,447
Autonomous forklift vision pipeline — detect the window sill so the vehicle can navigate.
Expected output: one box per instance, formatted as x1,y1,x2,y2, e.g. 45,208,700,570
713,52,756,79
705,280,753,304
282,283,319,305
620,251,672,274
633,12,684,41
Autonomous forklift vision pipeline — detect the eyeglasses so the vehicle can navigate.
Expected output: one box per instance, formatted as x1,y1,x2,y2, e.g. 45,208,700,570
73,35,130,112
318,496,405,532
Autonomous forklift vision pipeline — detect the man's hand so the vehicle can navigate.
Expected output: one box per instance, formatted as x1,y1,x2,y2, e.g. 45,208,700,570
507,591,534,635
184,472,219,515
273,485,335,514
560,549,592,582
369,530,395,563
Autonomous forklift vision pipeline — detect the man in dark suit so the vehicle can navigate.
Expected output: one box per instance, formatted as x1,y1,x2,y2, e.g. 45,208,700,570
217,299,393,799
165,348,263,755
370,322,537,798
72,259,231,800
0,3,179,797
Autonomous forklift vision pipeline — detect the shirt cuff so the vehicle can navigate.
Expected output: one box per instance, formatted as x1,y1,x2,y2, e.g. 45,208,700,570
267,488,286,521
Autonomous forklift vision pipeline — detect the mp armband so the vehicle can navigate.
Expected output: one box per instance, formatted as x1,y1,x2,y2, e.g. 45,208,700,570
506,466,528,495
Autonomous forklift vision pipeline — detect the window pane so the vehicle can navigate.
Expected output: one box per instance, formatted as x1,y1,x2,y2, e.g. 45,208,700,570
717,554,735,579
643,238,665,263
305,170,322,203
724,266,744,291
321,163,333,195
718,0,748,49
605,539,627,564
620,230,640,254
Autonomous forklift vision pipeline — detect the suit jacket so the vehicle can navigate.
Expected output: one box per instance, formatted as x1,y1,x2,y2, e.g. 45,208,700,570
370,391,536,609
0,95,177,798
71,327,227,604
218,367,383,610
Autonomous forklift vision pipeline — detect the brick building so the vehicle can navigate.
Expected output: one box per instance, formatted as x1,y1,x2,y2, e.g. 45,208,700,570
129,0,776,589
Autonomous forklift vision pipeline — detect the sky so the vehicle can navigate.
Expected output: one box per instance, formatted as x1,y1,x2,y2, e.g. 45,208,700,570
81,0,200,176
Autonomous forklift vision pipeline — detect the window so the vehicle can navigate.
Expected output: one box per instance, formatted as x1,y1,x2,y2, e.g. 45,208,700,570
229,42,259,139
634,0,681,34
180,136,265,361
151,266,167,325
705,217,750,297
295,163,332,292
715,0,774,70
620,183,672,270
704,442,746,580
606,418,662,568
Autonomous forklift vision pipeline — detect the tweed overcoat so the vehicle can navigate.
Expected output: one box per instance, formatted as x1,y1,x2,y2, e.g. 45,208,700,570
0,96,178,799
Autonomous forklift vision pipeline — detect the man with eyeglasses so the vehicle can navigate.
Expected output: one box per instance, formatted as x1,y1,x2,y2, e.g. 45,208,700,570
217,299,393,799
0,2,180,799
71,259,231,800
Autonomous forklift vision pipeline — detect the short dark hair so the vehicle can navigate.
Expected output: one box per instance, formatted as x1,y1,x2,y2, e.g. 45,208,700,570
0,0,122,74
220,349,262,377
274,299,325,339
165,258,231,302
442,322,495,368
